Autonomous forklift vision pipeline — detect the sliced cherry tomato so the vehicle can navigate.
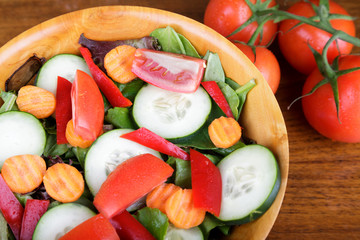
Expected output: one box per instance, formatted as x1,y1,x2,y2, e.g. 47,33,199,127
59,214,119,240
71,70,104,141
235,43,280,94
131,49,206,93
278,0,355,75
20,199,49,240
190,149,222,217
204,0,278,46
302,55,360,143
94,154,174,219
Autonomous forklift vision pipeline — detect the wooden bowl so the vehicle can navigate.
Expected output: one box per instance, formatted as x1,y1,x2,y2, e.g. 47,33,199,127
0,6,289,240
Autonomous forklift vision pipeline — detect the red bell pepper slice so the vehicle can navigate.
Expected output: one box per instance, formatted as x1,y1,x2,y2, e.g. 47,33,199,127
190,149,222,217
121,127,190,160
56,76,72,144
110,210,156,240
94,153,174,219
59,213,119,240
131,48,206,93
201,81,234,118
0,174,24,240
71,69,104,141
80,46,132,108
19,199,49,240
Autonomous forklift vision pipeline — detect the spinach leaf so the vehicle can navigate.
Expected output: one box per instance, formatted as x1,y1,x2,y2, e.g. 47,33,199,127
218,225,231,236
199,214,228,240
167,157,192,189
41,117,57,135
150,26,186,55
213,141,246,156
43,134,70,157
177,33,201,58
102,93,111,112
117,78,144,102
225,78,256,120
105,107,135,129
203,51,225,83
217,81,239,119
136,207,169,240
0,90,18,113
203,153,222,165
72,147,89,169
150,26,201,58
225,77,240,89
235,79,256,120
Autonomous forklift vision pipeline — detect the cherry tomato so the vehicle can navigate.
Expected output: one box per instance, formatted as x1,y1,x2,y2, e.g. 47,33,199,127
235,43,280,93
278,0,355,75
204,0,278,46
131,49,206,93
71,70,104,141
302,55,360,143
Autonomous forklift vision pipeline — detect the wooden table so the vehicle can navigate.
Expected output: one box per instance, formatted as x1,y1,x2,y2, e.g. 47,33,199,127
0,0,359,239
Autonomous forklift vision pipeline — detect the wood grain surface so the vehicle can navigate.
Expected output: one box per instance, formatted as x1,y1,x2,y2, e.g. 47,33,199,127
0,0,359,239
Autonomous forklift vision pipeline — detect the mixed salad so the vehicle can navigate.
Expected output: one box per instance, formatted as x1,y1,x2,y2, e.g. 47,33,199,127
0,26,280,240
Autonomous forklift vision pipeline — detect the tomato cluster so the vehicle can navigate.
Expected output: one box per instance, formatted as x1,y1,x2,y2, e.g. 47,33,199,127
204,0,281,94
204,0,360,143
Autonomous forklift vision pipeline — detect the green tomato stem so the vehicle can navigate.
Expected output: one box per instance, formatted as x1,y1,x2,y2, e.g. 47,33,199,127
262,9,360,47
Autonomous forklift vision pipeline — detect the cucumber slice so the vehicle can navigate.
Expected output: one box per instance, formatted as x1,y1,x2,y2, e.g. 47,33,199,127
35,54,91,95
0,111,46,169
165,225,204,240
33,203,95,240
133,84,211,139
84,129,163,196
217,144,280,224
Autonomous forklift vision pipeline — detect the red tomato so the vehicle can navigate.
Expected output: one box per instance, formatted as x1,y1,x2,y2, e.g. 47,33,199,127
71,70,104,141
59,214,119,240
302,55,360,143
204,0,278,46
235,43,280,93
131,49,206,93
278,0,355,75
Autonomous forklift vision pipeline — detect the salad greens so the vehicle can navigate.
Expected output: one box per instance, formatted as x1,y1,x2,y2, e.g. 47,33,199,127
0,25,267,240
0,91,18,113
136,207,169,240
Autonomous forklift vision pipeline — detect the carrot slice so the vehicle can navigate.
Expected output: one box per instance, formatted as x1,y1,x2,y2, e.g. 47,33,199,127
165,188,206,229
146,183,181,214
16,85,56,119
1,154,46,194
65,119,94,148
208,116,242,148
104,45,137,84
43,163,84,203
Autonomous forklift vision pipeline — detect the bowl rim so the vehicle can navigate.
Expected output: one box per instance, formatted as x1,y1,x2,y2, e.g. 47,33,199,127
0,5,289,239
